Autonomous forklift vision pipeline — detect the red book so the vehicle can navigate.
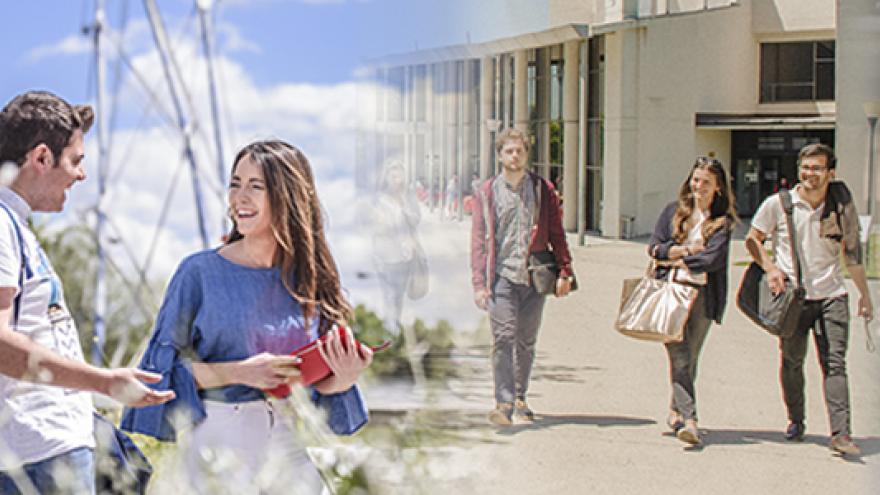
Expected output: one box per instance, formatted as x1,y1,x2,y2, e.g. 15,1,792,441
264,326,389,399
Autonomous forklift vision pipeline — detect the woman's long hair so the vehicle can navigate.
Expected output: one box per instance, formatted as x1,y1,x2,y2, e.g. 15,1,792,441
671,157,739,244
226,140,351,335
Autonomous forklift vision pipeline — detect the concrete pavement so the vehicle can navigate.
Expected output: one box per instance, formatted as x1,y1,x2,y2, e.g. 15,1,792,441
363,230,880,494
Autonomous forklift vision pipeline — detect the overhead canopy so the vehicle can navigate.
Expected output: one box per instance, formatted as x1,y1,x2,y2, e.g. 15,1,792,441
695,113,835,130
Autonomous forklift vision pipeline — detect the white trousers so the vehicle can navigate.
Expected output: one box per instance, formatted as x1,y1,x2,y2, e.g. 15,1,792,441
182,400,324,495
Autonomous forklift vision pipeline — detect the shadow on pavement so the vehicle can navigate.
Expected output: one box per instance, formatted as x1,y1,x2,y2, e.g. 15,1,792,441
529,364,602,384
698,429,826,448
693,429,880,458
494,413,656,436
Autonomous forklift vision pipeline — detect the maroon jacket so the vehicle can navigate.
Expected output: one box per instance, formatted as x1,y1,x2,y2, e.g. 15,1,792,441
470,171,573,296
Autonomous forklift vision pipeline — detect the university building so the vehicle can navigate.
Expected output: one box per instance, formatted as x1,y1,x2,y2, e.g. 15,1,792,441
359,0,880,239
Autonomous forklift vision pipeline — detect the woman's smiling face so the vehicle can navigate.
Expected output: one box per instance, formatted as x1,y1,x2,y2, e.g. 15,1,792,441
229,155,272,238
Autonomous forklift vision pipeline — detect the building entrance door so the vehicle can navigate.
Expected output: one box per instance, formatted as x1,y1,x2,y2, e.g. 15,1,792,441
735,158,760,216
732,130,833,217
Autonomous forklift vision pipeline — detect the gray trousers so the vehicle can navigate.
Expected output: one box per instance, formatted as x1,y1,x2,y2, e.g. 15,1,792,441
780,294,852,436
664,289,712,422
489,276,546,404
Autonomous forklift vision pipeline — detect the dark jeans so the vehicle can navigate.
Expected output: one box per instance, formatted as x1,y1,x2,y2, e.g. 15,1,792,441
664,288,712,422
0,447,95,495
780,294,852,436
489,276,546,404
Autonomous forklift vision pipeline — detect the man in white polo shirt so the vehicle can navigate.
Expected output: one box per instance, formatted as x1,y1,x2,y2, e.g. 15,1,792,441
745,143,872,456
0,91,175,494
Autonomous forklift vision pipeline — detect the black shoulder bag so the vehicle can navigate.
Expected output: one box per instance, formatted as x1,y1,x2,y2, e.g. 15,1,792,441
736,190,807,338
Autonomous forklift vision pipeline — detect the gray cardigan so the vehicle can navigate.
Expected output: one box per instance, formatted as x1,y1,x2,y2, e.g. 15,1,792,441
648,201,732,324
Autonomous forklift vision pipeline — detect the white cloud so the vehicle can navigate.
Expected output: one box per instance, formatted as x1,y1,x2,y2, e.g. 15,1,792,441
25,34,91,63
55,16,479,332
215,23,261,54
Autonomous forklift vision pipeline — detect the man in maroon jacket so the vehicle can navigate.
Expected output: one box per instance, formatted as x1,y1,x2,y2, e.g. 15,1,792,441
471,128,574,426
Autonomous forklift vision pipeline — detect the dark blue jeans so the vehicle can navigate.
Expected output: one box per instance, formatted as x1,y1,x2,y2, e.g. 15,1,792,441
0,447,95,495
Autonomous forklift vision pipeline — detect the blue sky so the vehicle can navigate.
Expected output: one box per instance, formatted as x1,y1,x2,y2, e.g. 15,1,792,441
0,0,489,329
0,0,466,101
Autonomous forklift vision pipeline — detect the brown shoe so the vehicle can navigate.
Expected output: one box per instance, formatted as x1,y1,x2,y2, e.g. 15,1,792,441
488,403,514,426
513,399,535,424
676,421,701,445
830,434,861,456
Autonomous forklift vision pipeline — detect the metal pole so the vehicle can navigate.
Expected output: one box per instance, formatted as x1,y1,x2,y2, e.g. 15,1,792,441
91,0,109,365
868,117,877,218
196,0,228,236
577,40,588,246
868,116,878,270
144,0,210,249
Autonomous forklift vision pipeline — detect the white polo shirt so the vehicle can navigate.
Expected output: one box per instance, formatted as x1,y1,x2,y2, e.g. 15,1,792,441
750,186,846,300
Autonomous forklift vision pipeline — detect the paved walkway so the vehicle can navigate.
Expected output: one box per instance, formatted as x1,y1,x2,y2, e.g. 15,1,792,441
360,222,880,494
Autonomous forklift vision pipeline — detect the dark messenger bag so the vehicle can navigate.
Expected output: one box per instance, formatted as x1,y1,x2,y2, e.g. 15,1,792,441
736,190,807,339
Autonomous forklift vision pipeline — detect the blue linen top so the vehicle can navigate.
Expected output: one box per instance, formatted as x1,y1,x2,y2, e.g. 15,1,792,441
120,250,368,441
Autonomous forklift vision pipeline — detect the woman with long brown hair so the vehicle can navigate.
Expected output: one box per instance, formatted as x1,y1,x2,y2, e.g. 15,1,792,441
648,157,737,446
122,140,371,493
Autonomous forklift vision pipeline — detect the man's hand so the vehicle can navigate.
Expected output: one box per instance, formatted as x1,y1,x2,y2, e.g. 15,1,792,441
766,267,787,295
845,265,873,323
474,288,490,310
103,368,176,408
858,295,874,321
555,277,572,297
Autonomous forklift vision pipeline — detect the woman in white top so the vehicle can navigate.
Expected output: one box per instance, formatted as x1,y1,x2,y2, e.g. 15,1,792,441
648,157,738,446
371,160,425,334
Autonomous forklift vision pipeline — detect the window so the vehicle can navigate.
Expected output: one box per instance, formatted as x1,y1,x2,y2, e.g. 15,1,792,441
386,67,405,120
527,47,564,176
760,40,834,103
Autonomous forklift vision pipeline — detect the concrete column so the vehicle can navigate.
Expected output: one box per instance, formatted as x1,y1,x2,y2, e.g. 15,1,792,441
514,50,529,133
462,60,475,180
403,65,412,182
459,60,468,220
562,40,580,231
427,63,437,211
444,61,456,212
499,55,509,132
480,56,494,179
601,29,639,238
577,39,590,245
536,48,550,178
